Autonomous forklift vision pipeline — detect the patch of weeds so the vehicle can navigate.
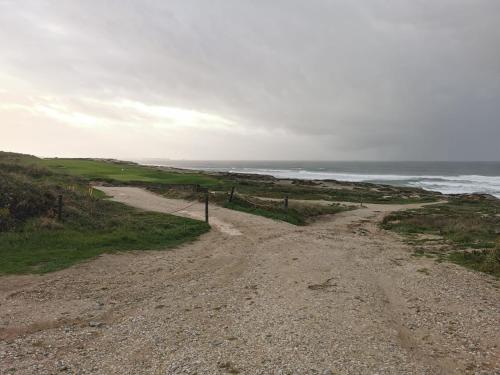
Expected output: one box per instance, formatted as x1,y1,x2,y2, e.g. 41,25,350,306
448,249,500,278
218,361,240,374
417,268,431,275
382,196,500,277
411,248,427,258
435,256,446,263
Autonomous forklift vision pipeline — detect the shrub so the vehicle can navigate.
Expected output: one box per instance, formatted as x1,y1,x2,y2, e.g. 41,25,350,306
0,170,57,231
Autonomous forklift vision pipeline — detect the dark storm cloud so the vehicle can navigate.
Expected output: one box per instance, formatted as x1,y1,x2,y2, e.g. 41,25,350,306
1,0,499,160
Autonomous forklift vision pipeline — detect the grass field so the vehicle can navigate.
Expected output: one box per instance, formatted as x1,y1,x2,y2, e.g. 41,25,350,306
382,196,500,277
40,158,219,185
0,152,210,274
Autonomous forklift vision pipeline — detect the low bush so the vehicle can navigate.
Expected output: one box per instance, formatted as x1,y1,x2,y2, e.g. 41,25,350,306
0,169,57,231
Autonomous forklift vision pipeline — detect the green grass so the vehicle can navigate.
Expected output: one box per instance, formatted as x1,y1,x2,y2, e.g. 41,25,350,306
0,152,210,274
224,200,307,225
382,196,500,277
39,158,219,185
0,201,209,274
448,249,500,277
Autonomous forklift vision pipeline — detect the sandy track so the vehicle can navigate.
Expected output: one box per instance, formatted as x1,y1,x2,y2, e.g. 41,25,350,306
1,187,499,374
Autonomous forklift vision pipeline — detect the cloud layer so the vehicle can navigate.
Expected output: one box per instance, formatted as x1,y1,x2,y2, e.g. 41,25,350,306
1,0,499,160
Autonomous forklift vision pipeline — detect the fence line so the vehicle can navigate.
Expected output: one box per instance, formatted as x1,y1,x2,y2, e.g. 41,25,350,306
235,194,282,209
165,201,200,215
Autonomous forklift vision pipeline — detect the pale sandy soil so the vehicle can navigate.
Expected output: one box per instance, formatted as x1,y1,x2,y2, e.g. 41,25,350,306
0,187,499,375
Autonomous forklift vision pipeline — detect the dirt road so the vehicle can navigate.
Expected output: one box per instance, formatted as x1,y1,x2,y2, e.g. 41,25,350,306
1,187,499,374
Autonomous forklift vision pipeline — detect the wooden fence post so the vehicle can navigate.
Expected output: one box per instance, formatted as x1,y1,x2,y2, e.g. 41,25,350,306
495,229,500,262
205,192,209,224
57,194,63,221
284,195,289,210
229,186,235,203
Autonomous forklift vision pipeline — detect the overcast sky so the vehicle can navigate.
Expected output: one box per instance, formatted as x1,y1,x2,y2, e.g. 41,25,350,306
1,0,499,161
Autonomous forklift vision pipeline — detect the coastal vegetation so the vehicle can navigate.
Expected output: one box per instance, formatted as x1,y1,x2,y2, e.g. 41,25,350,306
206,175,440,205
0,152,209,274
382,196,500,277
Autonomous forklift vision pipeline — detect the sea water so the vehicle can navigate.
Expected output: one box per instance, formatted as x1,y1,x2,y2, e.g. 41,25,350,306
138,160,500,198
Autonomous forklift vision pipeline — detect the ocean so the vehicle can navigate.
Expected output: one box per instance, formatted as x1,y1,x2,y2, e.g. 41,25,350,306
137,160,500,198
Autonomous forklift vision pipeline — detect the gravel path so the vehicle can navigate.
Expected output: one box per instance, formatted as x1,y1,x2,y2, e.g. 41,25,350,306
1,187,499,374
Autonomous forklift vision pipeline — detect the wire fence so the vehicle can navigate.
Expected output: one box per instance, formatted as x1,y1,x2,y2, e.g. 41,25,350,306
235,194,284,209
165,200,201,215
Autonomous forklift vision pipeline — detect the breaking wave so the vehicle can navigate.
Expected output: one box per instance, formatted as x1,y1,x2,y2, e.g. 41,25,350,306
196,167,500,198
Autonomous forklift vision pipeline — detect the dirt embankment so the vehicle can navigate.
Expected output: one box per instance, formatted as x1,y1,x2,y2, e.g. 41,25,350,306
1,187,499,374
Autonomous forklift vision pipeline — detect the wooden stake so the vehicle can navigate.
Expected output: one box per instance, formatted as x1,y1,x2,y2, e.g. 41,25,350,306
57,194,63,221
205,192,209,224
229,186,235,202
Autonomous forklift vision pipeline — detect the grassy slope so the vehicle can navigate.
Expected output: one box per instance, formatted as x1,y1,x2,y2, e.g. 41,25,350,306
0,152,210,274
382,197,500,277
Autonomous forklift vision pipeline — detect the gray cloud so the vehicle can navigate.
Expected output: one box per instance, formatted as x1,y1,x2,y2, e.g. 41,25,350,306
1,0,499,160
